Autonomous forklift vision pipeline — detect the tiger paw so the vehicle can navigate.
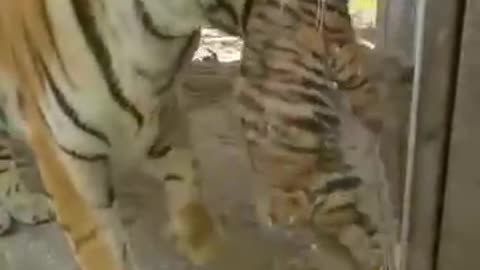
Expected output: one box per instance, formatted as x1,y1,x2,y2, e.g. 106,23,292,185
3,192,55,225
338,224,384,270
168,201,223,266
0,205,12,235
257,188,312,228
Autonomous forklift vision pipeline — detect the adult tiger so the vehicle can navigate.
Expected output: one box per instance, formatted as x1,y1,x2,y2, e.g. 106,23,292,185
0,1,239,269
0,0,391,270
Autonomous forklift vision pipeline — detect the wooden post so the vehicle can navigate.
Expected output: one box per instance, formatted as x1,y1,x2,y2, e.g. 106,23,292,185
402,1,465,270
435,1,480,269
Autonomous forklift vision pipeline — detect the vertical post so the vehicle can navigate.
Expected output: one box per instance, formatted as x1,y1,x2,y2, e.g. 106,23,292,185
436,1,480,269
375,0,417,224
401,0,465,270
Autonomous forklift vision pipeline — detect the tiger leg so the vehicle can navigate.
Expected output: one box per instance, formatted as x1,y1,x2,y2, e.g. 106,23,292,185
31,144,136,270
21,107,135,270
308,172,384,270
142,100,221,266
244,139,383,269
60,150,141,269
0,136,54,235
144,146,220,266
258,171,383,270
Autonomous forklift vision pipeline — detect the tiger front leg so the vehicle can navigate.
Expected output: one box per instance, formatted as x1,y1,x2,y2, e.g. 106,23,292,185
37,149,139,270
143,145,221,266
20,109,137,270
53,148,140,270
0,137,54,234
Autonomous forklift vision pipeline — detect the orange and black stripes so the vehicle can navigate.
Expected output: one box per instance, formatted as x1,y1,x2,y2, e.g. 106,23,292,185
0,143,29,175
232,5,386,269
71,0,144,130
134,0,177,40
22,18,110,163
237,0,382,162
0,0,261,269
233,0,383,241
203,0,241,35
39,58,111,147
59,222,99,252
39,0,76,88
0,0,386,269
154,32,200,96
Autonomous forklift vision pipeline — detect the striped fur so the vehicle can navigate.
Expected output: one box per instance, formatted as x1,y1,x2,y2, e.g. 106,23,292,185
0,0,254,269
234,0,392,269
0,0,395,270
0,135,54,235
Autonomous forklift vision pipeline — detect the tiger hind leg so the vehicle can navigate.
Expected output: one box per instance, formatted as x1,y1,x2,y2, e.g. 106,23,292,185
143,144,222,266
140,87,222,266
255,170,384,270
308,172,385,270
0,137,54,235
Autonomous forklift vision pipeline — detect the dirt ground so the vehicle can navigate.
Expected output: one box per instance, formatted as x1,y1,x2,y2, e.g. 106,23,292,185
0,24,401,270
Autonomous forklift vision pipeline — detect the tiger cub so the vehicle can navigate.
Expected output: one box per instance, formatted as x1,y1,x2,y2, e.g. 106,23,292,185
234,0,413,269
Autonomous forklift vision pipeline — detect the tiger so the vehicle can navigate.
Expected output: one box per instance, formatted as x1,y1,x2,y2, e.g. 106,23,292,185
232,0,411,269
0,0,401,270
0,1,237,269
